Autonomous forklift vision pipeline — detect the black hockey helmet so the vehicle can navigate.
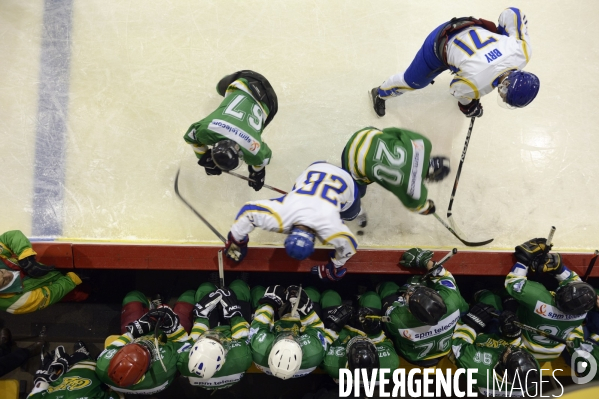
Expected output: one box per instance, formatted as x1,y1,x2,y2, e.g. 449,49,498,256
495,346,539,383
555,281,596,315
216,70,278,128
351,307,382,335
426,156,450,182
212,140,243,171
346,336,379,372
407,285,447,325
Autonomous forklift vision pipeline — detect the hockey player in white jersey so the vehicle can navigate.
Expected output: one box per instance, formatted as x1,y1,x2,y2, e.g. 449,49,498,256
371,7,539,118
224,162,359,282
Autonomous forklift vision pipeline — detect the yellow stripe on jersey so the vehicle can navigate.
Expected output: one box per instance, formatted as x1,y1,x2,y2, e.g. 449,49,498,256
347,129,371,180
322,232,358,251
355,130,381,181
236,204,284,233
7,286,51,314
512,13,529,62
521,336,565,359
450,77,480,100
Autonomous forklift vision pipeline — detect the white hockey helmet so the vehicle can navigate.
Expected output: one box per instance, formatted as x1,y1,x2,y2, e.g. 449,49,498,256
188,331,227,380
268,333,302,380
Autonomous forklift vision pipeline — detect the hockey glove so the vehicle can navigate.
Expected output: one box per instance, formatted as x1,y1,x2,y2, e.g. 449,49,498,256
311,262,347,282
531,253,564,274
381,294,402,313
462,303,495,334
49,346,70,381
248,165,266,191
514,238,549,266
217,287,243,319
458,99,483,118
323,305,353,333
125,313,155,338
417,199,436,215
400,248,434,270
499,311,521,340
286,285,314,317
150,306,180,335
193,291,223,319
18,255,56,278
198,149,222,176
224,231,249,262
34,355,55,386
258,285,286,311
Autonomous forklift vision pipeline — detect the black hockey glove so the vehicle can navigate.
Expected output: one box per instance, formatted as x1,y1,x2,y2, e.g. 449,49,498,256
18,255,55,278
125,313,155,338
217,287,243,319
458,99,483,118
323,305,353,333
286,285,314,317
150,306,180,335
193,291,222,319
531,253,564,274
514,238,549,267
462,303,495,334
49,346,71,381
34,355,55,386
248,165,265,191
198,149,222,176
258,285,286,311
499,311,521,340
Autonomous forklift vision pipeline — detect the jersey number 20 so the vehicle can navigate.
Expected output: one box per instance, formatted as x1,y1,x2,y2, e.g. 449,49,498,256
372,140,407,186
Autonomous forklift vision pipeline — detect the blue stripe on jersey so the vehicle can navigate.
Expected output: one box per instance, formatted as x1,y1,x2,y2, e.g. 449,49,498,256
235,204,273,220
509,7,524,40
344,234,358,250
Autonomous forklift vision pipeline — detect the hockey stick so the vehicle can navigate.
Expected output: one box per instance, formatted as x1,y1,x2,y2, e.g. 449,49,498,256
224,170,288,195
291,285,303,318
174,169,227,243
582,250,599,282
422,248,458,280
218,250,225,288
433,213,493,247
445,117,494,245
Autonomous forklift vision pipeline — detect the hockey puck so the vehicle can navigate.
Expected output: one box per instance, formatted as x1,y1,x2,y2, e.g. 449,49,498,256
357,230,364,236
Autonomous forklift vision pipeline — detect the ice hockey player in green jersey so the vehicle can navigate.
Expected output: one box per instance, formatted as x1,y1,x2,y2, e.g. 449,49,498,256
183,70,278,191
28,342,123,399
250,285,330,379
566,289,599,382
506,238,597,360
378,248,468,366
320,289,399,383
341,127,450,226
451,290,540,397
96,301,190,395
176,279,252,390
0,230,83,314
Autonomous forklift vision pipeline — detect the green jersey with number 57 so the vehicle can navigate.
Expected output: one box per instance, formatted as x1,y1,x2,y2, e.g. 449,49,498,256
183,78,272,167
342,127,432,210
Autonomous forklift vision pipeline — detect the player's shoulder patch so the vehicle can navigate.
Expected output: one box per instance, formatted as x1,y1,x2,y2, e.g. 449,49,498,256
512,280,525,293
440,279,456,290
317,331,327,350
177,342,192,354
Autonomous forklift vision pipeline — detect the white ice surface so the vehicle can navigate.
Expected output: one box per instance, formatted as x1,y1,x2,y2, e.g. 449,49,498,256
1,1,598,251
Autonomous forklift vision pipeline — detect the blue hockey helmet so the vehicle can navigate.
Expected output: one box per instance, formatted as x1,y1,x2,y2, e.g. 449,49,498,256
497,70,540,109
284,227,315,260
